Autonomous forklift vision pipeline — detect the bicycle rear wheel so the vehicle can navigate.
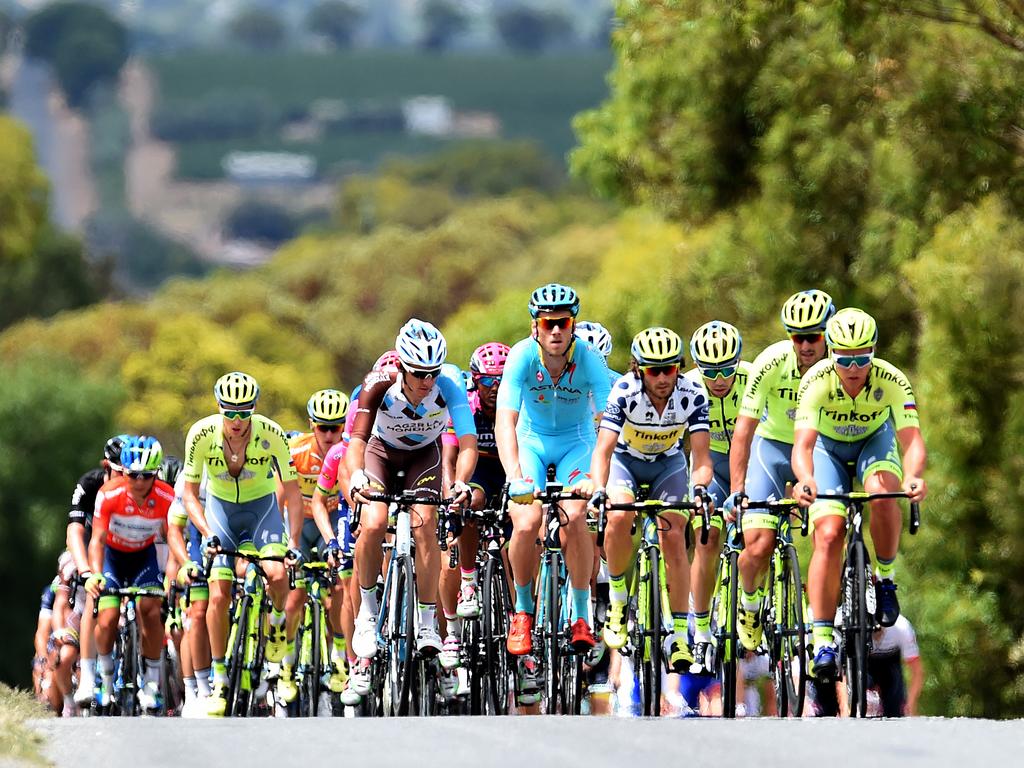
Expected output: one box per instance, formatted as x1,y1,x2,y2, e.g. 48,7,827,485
776,544,806,717
481,557,511,715
226,596,251,717
120,617,140,717
639,547,663,717
307,598,323,716
714,549,739,719
844,541,870,718
542,554,561,716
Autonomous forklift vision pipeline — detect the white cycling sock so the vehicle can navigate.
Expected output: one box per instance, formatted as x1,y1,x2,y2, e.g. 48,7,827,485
269,608,286,626
184,677,198,701
359,586,379,618
143,657,161,686
418,602,436,629
98,652,115,684
194,668,211,697
79,658,97,682
446,616,463,638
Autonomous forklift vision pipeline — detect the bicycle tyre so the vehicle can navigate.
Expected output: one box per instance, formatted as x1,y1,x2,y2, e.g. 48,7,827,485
120,615,139,717
387,555,416,716
309,597,323,716
481,557,511,715
413,657,438,716
226,595,250,717
642,546,663,717
844,541,870,718
717,549,739,719
778,544,806,717
543,553,561,716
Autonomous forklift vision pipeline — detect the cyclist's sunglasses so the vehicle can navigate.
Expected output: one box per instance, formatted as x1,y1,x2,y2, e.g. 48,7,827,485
474,375,501,388
790,332,824,345
314,424,343,433
536,316,573,331
220,408,254,420
403,365,441,380
127,470,157,480
699,364,738,380
640,363,679,378
833,352,874,369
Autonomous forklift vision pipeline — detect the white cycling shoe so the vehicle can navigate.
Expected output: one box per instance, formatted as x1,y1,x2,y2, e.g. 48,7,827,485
416,626,443,655
352,615,378,659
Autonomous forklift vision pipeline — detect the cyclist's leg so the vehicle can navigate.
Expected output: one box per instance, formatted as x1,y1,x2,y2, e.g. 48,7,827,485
648,452,693,666
95,547,126,693
506,431,545,655
738,437,789,595
807,435,855,661
601,451,638,648
859,422,905,625
184,523,211,699
131,545,166,706
690,451,728,645
249,492,289,609
352,437,392,658
405,439,443,616
555,433,595,626
203,494,243,707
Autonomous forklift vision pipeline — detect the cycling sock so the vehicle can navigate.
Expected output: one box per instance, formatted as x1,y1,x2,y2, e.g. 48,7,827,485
446,615,463,638
672,612,688,640
79,658,97,682
460,567,477,585
608,572,627,605
418,602,437,629
269,608,286,626
282,641,297,668
184,676,198,701
514,582,535,614
812,621,835,648
693,610,712,641
332,635,347,662
194,668,211,697
742,590,760,613
98,652,115,683
571,587,591,623
143,657,161,686
212,658,228,685
876,556,896,581
359,586,379,618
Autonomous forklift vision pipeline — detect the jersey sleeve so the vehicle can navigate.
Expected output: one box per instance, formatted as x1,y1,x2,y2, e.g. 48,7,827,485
687,389,710,433
586,346,611,418
168,474,188,527
92,488,113,533
794,371,827,433
496,342,528,412
896,617,920,660
882,362,920,431
343,385,361,444
439,372,476,439
316,443,345,494
265,419,298,482
68,471,99,526
182,418,210,484
599,378,631,434
739,346,777,421
349,371,395,443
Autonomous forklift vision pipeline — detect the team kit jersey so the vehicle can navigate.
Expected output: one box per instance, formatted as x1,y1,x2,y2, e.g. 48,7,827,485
349,363,475,449
795,357,920,441
682,362,752,455
600,373,710,460
289,432,338,515
182,414,297,502
68,469,121,530
739,340,805,443
93,479,175,552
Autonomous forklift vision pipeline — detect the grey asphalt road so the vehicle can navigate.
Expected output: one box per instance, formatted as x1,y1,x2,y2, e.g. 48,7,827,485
32,716,1023,768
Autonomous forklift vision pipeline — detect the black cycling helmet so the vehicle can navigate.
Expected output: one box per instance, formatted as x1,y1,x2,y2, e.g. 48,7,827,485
159,455,184,486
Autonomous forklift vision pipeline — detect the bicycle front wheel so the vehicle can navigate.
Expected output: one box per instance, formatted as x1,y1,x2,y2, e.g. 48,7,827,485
639,546,663,717
714,549,740,719
542,553,561,716
387,555,416,716
481,557,511,715
776,544,806,717
844,541,870,718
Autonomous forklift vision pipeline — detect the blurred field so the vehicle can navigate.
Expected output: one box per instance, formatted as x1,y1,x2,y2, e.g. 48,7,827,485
0,684,48,765
147,50,613,178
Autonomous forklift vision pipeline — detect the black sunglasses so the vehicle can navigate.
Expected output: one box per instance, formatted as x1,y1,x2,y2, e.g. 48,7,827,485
404,365,441,379
127,470,157,480
314,424,343,433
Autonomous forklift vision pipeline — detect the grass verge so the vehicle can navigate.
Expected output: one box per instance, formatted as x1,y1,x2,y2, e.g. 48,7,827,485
0,684,51,765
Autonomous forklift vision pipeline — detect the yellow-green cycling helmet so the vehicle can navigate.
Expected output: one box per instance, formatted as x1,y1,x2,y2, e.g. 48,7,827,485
307,389,350,425
690,321,742,366
826,308,878,350
631,327,684,365
780,289,835,332
214,371,260,408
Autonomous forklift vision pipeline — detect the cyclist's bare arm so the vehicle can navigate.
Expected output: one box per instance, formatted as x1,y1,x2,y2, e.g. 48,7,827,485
896,425,928,502
311,489,336,544
728,414,758,493
453,435,478,486
792,427,818,503
589,428,618,489
282,478,304,545
87,528,107,577
183,481,212,539
495,407,522,481
167,522,189,565
689,431,714,492
67,522,89,574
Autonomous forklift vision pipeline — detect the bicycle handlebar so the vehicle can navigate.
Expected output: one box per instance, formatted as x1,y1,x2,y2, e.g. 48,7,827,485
91,586,165,617
596,497,710,547
810,489,922,536
740,497,809,537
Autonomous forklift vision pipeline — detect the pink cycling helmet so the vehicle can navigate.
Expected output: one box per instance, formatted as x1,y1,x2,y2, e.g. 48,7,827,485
373,349,402,372
469,342,510,376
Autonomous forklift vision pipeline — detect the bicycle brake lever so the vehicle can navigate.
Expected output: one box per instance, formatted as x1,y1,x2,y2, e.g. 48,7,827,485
909,502,920,535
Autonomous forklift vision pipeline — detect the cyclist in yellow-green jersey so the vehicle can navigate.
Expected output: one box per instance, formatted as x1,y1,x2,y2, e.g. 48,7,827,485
792,308,927,681
682,321,751,673
726,289,835,653
181,371,304,717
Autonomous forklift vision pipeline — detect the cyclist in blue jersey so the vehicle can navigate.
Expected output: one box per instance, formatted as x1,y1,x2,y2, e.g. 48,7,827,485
496,284,611,660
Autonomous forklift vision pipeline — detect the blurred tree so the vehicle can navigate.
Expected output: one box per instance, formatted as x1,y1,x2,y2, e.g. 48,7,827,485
23,1,128,108
883,1,1024,53
496,5,574,53
307,0,364,48
420,0,467,52
0,117,48,266
0,354,121,688
228,5,287,50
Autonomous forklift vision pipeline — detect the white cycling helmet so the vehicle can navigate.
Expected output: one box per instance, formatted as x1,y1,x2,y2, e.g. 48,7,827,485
395,318,447,370
575,321,612,358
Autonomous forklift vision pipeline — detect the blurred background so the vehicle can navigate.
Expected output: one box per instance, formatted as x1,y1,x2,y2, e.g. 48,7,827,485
1,0,1023,717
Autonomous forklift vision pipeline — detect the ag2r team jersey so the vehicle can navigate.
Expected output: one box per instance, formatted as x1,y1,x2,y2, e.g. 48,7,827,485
349,363,475,450
683,361,752,454
182,414,297,504
795,357,920,442
600,373,709,461
738,340,805,444
497,338,611,436
93,479,174,552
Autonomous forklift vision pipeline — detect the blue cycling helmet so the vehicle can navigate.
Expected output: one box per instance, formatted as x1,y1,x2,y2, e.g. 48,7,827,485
529,283,580,319
121,436,164,474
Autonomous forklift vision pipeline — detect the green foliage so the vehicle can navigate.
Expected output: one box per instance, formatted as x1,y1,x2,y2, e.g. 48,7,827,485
0,354,121,688
228,6,287,51
306,0,364,48
24,1,128,108
420,0,468,52
0,116,49,266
